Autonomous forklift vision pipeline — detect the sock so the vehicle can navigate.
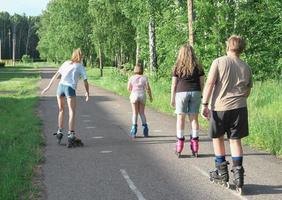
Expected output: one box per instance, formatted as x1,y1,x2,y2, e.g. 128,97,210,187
132,115,138,124
215,155,226,164
191,129,199,138
68,131,75,138
140,114,147,125
177,130,184,139
232,156,243,167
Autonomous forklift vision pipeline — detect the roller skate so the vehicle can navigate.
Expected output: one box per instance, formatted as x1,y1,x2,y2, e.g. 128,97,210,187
231,166,245,195
130,124,137,138
67,132,84,148
190,136,199,157
175,137,185,158
142,124,149,137
53,129,63,144
209,161,230,188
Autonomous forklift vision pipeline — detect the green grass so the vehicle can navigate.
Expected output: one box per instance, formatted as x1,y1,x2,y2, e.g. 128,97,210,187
87,67,282,156
0,66,43,200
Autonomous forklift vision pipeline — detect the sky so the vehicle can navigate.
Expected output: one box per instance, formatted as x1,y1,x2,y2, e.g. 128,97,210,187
0,0,50,16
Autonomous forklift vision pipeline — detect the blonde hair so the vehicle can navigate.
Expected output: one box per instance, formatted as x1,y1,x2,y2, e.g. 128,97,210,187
134,64,143,75
174,44,203,78
226,35,246,54
71,48,83,63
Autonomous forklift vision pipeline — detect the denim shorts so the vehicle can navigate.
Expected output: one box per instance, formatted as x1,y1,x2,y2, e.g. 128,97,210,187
57,84,76,97
175,91,201,114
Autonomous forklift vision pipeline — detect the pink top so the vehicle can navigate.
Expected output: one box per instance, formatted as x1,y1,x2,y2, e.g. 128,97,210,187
128,75,148,93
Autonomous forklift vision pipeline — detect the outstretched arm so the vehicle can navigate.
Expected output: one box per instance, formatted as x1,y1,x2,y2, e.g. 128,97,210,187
41,71,61,94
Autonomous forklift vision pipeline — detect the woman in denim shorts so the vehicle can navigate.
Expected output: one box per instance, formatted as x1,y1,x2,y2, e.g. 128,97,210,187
41,48,89,147
170,44,205,157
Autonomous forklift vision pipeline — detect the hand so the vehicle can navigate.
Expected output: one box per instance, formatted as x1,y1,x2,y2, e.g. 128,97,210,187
170,99,175,108
41,87,49,95
85,92,89,102
201,105,210,120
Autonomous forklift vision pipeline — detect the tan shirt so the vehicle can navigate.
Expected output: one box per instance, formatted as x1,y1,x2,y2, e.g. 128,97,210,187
208,56,252,111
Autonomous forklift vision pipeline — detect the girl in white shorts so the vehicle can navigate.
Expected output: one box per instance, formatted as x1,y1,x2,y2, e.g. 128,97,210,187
127,64,153,138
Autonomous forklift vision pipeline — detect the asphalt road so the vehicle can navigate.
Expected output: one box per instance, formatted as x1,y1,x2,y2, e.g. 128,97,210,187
38,68,282,200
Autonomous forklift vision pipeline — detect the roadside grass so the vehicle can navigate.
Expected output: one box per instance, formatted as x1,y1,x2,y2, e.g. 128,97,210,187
0,67,43,199
87,67,282,156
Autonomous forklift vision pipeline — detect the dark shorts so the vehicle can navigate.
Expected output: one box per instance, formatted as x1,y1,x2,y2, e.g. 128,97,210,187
208,107,249,139
57,84,76,97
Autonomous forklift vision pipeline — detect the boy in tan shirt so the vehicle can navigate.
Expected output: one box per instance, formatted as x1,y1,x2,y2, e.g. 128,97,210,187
201,35,252,194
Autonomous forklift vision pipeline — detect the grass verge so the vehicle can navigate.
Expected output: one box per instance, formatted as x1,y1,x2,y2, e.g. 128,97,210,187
87,67,282,156
0,66,43,199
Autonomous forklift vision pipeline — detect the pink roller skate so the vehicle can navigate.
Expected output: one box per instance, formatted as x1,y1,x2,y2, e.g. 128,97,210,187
190,136,199,157
175,137,185,158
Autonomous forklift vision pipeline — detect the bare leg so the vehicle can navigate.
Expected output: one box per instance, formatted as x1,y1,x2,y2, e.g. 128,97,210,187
188,114,199,138
230,139,243,157
176,114,186,138
131,102,139,124
57,96,65,129
138,102,147,124
213,136,226,156
66,96,76,131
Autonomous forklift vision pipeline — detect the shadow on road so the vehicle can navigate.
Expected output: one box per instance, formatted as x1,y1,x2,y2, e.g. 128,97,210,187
244,184,282,196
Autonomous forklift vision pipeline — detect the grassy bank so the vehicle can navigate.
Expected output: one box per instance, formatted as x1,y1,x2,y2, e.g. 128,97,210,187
0,65,43,199
87,67,282,156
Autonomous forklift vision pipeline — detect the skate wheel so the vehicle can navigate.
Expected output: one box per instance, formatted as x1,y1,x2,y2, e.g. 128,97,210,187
175,152,181,158
224,182,230,189
194,152,198,157
236,187,243,195
209,178,214,183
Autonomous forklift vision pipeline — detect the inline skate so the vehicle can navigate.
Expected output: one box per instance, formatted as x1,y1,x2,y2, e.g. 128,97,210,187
130,124,137,138
231,166,245,195
142,124,149,137
53,129,63,144
175,137,185,158
190,136,199,157
67,132,84,148
209,161,230,188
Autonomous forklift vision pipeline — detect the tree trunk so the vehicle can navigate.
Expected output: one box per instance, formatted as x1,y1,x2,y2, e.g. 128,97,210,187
148,15,157,74
98,45,103,77
187,0,194,46
135,32,140,65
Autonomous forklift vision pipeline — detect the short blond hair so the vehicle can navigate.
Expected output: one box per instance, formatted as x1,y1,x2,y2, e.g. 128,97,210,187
71,48,82,63
226,35,246,54
134,64,143,75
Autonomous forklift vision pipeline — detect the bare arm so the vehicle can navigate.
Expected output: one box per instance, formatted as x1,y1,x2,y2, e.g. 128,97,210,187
84,80,89,102
127,79,132,92
170,77,177,107
201,75,216,120
146,82,153,102
41,71,61,94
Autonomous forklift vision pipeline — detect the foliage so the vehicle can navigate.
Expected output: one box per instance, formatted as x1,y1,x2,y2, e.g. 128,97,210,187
21,54,33,63
0,12,40,60
0,61,5,67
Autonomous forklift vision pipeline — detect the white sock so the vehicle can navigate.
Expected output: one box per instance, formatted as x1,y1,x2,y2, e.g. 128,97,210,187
140,114,147,125
177,130,184,139
132,115,138,124
191,129,199,138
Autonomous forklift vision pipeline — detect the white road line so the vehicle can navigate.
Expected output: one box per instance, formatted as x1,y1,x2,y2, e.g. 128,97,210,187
92,136,104,139
153,130,162,133
86,126,96,129
192,165,249,200
100,150,112,154
120,169,146,200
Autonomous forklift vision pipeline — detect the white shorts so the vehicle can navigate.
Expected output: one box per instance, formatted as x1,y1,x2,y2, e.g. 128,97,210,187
130,92,146,104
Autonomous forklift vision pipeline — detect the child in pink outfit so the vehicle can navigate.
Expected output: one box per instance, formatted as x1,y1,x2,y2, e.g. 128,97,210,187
127,64,153,138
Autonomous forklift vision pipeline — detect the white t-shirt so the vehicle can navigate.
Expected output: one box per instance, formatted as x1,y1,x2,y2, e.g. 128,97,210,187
58,61,87,89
